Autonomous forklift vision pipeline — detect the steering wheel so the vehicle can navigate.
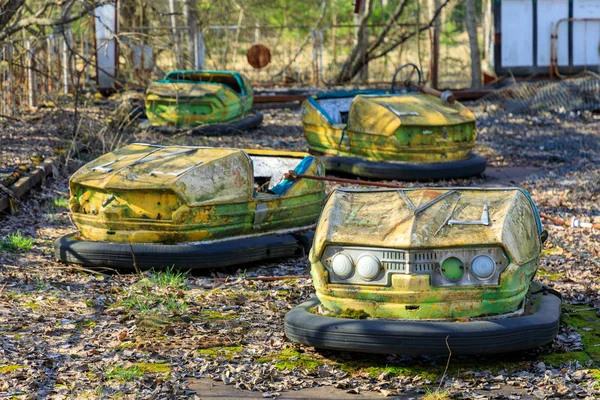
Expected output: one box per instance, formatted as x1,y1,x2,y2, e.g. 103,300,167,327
391,63,422,92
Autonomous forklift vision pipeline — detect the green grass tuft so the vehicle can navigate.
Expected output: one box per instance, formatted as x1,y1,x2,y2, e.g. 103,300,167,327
52,197,69,209
104,365,143,382
147,266,188,289
423,388,451,400
1,231,33,252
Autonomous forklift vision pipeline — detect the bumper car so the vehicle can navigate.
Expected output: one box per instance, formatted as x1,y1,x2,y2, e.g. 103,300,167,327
302,64,486,181
145,70,263,135
285,187,561,354
55,143,326,270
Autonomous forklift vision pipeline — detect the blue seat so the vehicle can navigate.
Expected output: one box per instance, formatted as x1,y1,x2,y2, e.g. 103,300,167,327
269,156,315,195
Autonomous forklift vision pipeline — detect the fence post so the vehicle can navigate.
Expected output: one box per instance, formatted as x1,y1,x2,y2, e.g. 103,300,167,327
26,40,35,107
62,32,70,94
197,31,205,69
7,41,13,115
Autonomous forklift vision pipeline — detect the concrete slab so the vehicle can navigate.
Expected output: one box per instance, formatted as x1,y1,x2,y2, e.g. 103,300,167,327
188,378,414,399
187,377,536,400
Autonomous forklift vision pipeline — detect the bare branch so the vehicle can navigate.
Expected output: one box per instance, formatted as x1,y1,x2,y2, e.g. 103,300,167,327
0,0,108,42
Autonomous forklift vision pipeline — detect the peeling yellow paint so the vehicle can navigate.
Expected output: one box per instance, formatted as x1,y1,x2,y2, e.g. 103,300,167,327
69,144,326,243
311,188,543,319
302,92,477,162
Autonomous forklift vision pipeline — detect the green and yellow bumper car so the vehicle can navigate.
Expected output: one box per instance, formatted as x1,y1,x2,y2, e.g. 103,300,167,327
55,143,326,270
145,70,263,134
285,187,561,354
302,66,485,181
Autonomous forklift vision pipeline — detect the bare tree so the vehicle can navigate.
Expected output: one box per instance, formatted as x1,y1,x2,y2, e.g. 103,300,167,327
465,0,482,88
0,0,107,42
336,0,450,84
427,0,441,88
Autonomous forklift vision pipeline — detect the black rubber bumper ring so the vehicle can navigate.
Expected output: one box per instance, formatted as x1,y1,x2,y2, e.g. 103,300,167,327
284,283,561,355
55,230,313,270
319,152,486,181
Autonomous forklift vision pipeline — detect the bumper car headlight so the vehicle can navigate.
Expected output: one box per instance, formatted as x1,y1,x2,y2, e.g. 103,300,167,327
331,252,354,279
471,255,495,279
356,254,381,281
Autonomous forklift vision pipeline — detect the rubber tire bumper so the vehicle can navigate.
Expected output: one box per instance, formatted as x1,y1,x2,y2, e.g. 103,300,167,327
284,282,561,355
55,230,312,271
318,152,486,181
149,112,263,136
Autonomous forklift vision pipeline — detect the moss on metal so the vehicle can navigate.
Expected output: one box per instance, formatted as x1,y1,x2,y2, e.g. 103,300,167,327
302,92,477,162
310,188,543,319
145,70,253,127
68,144,326,243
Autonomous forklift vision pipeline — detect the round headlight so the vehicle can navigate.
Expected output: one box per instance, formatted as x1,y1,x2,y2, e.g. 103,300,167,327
441,256,464,281
471,255,495,279
356,254,381,280
331,253,353,279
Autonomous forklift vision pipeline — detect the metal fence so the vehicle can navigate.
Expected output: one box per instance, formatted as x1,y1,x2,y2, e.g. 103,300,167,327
0,18,474,115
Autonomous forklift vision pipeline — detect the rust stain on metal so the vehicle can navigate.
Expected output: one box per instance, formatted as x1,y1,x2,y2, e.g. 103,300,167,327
68,144,326,244
310,188,543,319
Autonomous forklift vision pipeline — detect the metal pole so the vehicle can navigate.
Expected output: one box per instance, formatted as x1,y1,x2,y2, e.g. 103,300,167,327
7,42,13,114
197,31,205,69
62,33,69,94
47,37,53,94
26,40,34,107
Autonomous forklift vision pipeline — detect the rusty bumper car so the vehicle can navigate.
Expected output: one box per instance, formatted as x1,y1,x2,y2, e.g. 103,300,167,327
55,143,326,270
285,187,561,354
302,65,485,181
145,70,263,135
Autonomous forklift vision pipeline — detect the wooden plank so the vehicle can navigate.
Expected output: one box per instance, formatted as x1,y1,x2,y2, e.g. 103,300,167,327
0,159,55,215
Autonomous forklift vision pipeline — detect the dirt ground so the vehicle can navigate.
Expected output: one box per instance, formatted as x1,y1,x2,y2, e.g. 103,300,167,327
0,95,599,399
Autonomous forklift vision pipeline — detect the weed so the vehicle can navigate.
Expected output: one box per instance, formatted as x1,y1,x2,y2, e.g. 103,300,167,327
148,266,188,289
52,196,69,209
33,276,47,291
423,388,451,400
1,231,33,252
122,295,152,312
75,319,97,330
164,296,188,314
104,365,143,382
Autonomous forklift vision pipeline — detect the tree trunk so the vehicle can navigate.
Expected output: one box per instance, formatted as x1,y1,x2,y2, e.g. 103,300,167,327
466,0,482,88
168,0,182,70
482,0,493,71
354,10,369,82
182,0,198,69
428,0,441,88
